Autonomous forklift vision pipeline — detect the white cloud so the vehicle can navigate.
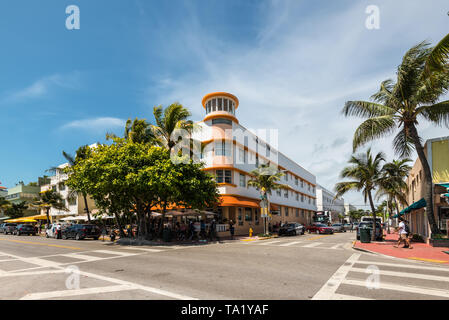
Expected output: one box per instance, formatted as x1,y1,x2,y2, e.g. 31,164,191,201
2,72,81,104
144,0,449,208
61,117,126,132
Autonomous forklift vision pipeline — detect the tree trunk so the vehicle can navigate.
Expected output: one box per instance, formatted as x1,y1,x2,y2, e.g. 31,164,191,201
367,190,377,241
46,207,50,226
409,124,440,235
83,193,91,222
114,212,125,237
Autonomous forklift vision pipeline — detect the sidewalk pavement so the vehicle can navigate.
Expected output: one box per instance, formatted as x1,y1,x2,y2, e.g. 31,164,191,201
354,232,449,264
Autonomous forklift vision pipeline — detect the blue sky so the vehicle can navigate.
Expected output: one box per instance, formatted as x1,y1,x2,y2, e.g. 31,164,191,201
0,0,448,208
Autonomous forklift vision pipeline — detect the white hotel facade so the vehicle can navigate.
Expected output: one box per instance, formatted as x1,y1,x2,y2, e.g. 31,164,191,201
192,92,317,236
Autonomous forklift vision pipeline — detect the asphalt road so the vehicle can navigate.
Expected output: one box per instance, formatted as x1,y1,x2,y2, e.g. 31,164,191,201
0,231,448,300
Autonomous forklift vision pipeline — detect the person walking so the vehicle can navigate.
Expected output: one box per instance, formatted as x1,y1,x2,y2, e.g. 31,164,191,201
229,220,235,240
56,223,62,239
394,217,413,249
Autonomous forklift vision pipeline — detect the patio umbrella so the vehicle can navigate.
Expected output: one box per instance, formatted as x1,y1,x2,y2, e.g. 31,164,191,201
19,219,37,223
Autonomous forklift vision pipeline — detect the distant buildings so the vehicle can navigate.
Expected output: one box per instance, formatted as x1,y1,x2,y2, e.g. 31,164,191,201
4,178,50,217
344,203,356,223
315,184,345,223
40,163,97,222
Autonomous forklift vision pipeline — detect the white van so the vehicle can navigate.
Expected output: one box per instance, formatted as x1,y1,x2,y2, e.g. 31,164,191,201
361,216,383,224
46,223,70,238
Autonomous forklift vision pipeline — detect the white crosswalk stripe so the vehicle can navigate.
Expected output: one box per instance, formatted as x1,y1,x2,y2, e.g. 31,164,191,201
301,242,323,248
313,253,449,300
279,241,303,247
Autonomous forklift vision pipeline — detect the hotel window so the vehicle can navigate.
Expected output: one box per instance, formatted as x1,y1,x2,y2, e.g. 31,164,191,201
212,118,232,125
301,210,305,218
239,173,246,187
218,98,223,111
308,184,311,191
301,194,304,202
224,99,229,112
215,141,230,156
256,155,259,167
212,98,216,112
216,170,232,184
238,148,244,164
301,180,304,188
284,190,288,198
308,197,311,204
296,193,299,201
296,208,299,217
266,145,270,157
245,208,252,221
276,189,281,197
229,103,234,114
284,207,289,217
255,209,259,225
58,182,66,191
285,172,288,181
312,186,315,193
295,177,298,186
238,208,243,226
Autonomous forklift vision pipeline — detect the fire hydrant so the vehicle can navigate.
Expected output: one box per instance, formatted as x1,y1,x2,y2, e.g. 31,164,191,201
249,227,253,238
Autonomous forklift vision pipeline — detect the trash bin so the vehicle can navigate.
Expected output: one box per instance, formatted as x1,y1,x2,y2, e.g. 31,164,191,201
162,228,172,242
360,228,371,243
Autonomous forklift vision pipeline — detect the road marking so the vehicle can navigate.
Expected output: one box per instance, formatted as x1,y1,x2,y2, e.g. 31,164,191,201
22,257,61,268
121,247,163,252
331,293,373,300
342,279,449,298
331,243,343,249
279,241,303,247
307,235,332,241
62,253,100,262
312,253,361,300
93,250,138,256
257,240,282,246
302,242,323,248
0,270,66,278
0,238,81,250
353,260,449,272
21,284,135,300
408,257,448,264
350,267,449,282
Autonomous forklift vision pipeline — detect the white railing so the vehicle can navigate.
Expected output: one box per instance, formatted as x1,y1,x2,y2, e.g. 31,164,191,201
216,224,228,232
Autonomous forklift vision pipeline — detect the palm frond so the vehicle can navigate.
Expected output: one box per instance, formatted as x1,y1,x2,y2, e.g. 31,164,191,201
425,33,449,73
352,116,396,152
417,100,449,127
342,101,395,118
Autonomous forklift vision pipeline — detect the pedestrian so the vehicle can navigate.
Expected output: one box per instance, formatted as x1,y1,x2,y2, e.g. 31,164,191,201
200,220,206,240
394,217,413,249
229,220,235,240
56,223,62,239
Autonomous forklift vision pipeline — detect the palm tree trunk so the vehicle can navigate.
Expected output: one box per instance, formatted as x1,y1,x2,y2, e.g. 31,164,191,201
409,124,440,235
46,207,50,226
367,190,377,241
83,193,91,222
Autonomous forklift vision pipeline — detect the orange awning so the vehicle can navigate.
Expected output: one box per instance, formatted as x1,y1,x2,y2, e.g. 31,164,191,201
220,196,260,208
270,204,280,211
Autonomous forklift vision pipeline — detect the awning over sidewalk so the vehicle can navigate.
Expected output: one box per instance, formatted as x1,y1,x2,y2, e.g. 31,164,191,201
437,183,449,189
399,198,427,215
220,195,260,208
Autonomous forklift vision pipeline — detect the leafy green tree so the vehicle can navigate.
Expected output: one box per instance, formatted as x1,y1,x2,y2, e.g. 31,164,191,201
30,190,68,225
335,149,385,240
246,164,287,235
107,118,156,145
342,40,449,235
425,33,449,73
5,201,28,219
0,197,10,216
65,139,219,241
348,209,365,222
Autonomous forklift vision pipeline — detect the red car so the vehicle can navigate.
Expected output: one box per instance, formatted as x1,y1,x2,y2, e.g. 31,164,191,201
306,223,334,234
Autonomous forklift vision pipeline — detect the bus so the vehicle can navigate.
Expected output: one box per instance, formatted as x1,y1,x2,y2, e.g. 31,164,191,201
361,216,383,224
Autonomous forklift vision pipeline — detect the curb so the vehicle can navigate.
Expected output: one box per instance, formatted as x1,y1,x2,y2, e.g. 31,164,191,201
352,242,449,266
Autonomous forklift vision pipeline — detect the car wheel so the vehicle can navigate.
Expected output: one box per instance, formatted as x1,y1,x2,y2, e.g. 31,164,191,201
316,230,320,234
62,234,67,240
16,232,20,236
75,233,81,241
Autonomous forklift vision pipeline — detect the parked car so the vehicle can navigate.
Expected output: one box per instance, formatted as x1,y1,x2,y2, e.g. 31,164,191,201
306,223,334,234
13,224,36,236
3,223,17,235
278,222,305,236
331,223,346,233
356,222,383,241
0,223,6,233
46,223,70,238
62,224,101,240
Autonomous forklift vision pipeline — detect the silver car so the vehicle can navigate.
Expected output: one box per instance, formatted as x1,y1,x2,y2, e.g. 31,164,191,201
331,223,346,233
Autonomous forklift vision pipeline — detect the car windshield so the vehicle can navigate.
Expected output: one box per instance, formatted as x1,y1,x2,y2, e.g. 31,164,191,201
316,224,327,227
332,224,341,226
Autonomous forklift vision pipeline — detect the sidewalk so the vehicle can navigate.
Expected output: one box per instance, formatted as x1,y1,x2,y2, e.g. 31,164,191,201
354,232,449,264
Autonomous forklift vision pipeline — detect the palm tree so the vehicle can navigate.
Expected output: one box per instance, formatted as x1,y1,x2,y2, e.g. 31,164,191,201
0,198,10,216
31,189,68,225
151,103,194,153
247,164,288,235
342,40,449,235
425,33,449,73
107,118,156,144
377,159,412,216
335,149,385,240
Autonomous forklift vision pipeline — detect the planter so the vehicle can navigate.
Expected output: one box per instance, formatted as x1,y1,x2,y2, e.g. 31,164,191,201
429,238,449,247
